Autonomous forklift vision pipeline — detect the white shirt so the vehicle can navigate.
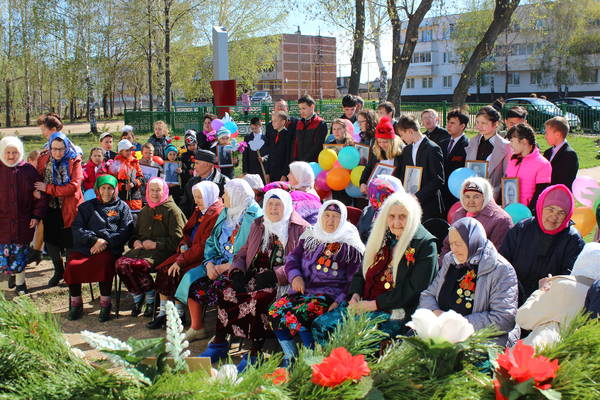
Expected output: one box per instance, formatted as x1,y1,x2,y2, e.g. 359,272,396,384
550,140,567,161
412,136,425,165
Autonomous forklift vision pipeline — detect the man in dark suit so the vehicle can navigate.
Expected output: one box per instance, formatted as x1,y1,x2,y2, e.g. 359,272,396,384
442,109,470,210
397,115,445,221
543,116,579,191
421,108,450,150
264,111,293,183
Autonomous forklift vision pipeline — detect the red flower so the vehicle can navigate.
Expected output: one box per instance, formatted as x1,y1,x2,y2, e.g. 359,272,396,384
265,368,288,385
174,136,181,141
311,347,370,387
493,379,507,400
405,248,415,265
496,340,559,390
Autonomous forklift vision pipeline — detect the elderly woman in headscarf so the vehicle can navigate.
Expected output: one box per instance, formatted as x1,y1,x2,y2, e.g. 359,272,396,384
500,184,585,305
149,181,224,331
65,175,133,322
313,192,438,344
269,200,364,363
517,242,600,349
358,175,404,243
419,217,519,346
199,189,309,370
115,177,186,322
35,132,83,287
441,177,513,258
175,179,263,339
287,161,322,224
0,136,47,295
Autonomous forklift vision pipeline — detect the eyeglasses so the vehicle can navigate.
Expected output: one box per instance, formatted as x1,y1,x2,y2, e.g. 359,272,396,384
50,147,66,152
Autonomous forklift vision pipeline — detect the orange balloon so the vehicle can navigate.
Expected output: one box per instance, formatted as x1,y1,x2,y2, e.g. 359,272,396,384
572,207,596,237
326,168,351,191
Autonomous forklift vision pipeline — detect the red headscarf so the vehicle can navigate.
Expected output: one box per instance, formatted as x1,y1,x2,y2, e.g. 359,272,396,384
146,177,170,208
535,184,574,235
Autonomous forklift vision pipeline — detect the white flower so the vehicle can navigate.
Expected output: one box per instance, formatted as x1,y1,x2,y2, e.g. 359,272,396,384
406,309,474,344
211,364,243,384
165,301,190,371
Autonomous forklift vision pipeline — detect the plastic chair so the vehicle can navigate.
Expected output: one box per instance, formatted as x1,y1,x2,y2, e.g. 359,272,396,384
346,206,362,227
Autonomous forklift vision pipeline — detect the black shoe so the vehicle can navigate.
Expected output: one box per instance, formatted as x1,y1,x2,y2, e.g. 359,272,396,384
143,302,155,318
8,275,16,289
48,273,63,287
179,313,187,326
99,305,112,323
15,283,28,295
131,302,143,317
146,314,166,330
27,249,42,265
67,305,84,321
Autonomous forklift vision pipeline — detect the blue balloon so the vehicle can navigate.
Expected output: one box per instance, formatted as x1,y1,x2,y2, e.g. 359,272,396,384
505,203,532,224
448,167,477,199
309,162,323,178
345,184,364,198
338,146,360,170
223,121,238,133
83,188,96,201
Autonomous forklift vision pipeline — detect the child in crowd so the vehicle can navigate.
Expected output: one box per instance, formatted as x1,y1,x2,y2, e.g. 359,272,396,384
121,125,142,151
327,118,355,145
214,127,237,179
148,120,171,159
110,139,144,211
27,150,40,166
242,117,266,181
164,144,183,203
99,132,116,160
181,130,198,188
82,147,107,191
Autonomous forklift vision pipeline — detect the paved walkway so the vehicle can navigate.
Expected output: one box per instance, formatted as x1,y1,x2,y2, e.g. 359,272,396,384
579,166,600,180
0,120,124,136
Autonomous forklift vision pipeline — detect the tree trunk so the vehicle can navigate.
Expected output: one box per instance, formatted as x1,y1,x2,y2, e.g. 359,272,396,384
24,63,31,126
387,0,434,112
110,88,115,118
348,0,365,95
368,1,387,102
164,0,172,111
147,0,154,111
69,98,75,122
452,0,521,107
5,80,12,128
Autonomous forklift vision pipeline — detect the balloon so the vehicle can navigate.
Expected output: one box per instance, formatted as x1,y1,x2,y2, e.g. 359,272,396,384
572,176,600,207
504,203,532,224
152,155,164,166
318,149,338,170
572,207,596,237
326,168,351,191
345,184,363,198
448,167,477,199
315,170,329,191
333,160,342,169
211,119,224,131
316,188,331,201
338,146,360,170
83,189,96,201
134,151,142,160
447,201,462,224
223,121,238,134
309,162,323,178
352,121,361,142
350,166,365,187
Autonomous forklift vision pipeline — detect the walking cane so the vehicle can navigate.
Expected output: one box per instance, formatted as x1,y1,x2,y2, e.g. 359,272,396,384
257,149,269,184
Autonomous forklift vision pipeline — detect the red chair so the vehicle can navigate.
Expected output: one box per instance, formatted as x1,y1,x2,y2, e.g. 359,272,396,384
346,206,362,227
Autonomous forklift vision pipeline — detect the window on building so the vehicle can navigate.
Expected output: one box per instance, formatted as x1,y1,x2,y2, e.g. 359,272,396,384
411,51,432,64
508,72,520,85
422,77,433,89
480,74,491,87
443,75,453,88
421,29,433,42
405,78,415,89
530,71,543,85
584,69,599,83
443,52,453,63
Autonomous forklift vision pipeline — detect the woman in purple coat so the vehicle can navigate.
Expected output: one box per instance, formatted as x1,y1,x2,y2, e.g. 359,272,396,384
0,136,47,294
269,200,364,364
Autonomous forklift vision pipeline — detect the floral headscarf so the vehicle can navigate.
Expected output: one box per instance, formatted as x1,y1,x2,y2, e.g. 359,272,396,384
368,175,404,210
48,132,78,185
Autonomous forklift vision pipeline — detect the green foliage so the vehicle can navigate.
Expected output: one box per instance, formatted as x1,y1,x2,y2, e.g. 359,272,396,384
319,310,388,357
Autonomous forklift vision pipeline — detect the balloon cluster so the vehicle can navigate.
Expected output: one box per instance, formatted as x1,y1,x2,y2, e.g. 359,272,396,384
571,175,600,236
210,113,239,138
312,147,365,198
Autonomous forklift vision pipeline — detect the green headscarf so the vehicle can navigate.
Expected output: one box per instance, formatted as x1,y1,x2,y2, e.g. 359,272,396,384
95,174,118,190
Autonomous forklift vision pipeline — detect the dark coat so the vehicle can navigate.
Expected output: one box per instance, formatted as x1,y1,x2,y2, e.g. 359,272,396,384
0,162,48,244
359,148,404,186
542,143,579,191
357,206,375,244
265,127,293,182
180,150,195,188
585,280,600,319
443,135,469,209
500,218,585,304
147,134,170,159
426,126,450,150
293,114,328,162
242,132,267,181
349,224,438,318
399,137,445,221
71,197,134,256
180,168,229,217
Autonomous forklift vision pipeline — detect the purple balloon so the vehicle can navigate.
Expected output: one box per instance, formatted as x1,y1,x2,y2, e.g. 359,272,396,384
211,119,224,131
315,170,329,191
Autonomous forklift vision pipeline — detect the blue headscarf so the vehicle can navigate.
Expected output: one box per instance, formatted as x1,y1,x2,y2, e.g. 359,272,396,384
48,132,78,185
450,217,488,266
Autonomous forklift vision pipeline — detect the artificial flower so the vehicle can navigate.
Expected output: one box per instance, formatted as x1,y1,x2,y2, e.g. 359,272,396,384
311,347,370,388
211,364,242,384
405,248,415,265
265,368,288,385
406,309,474,344
496,340,559,389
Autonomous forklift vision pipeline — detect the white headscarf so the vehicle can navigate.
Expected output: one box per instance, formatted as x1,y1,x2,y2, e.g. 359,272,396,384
191,180,220,214
262,188,294,251
242,174,264,190
363,192,422,282
0,136,24,167
300,200,365,262
224,178,255,228
460,177,493,210
289,161,315,190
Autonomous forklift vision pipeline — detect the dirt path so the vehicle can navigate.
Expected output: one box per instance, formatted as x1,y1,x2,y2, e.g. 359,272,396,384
0,120,124,137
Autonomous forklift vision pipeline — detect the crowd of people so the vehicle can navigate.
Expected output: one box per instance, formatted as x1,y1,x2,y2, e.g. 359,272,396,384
1,93,599,373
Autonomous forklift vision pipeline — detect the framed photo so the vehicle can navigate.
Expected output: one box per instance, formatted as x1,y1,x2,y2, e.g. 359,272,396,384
163,161,180,185
140,164,159,182
465,160,489,178
323,143,345,153
403,166,423,195
217,145,234,168
354,144,370,166
501,177,520,208
368,163,397,185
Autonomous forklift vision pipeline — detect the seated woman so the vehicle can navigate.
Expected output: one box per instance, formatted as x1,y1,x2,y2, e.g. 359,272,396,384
65,175,133,322
269,200,364,364
115,177,186,320
358,175,404,243
500,184,585,305
419,217,518,346
149,181,224,330
200,189,309,369
440,177,513,258
287,161,322,224
313,192,438,343
517,242,600,349
174,179,262,340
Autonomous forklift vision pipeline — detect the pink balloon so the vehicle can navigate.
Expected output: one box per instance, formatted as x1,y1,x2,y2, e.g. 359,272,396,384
211,119,224,131
447,201,462,224
333,160,342,169
315,170,329,191
572,176,600,207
